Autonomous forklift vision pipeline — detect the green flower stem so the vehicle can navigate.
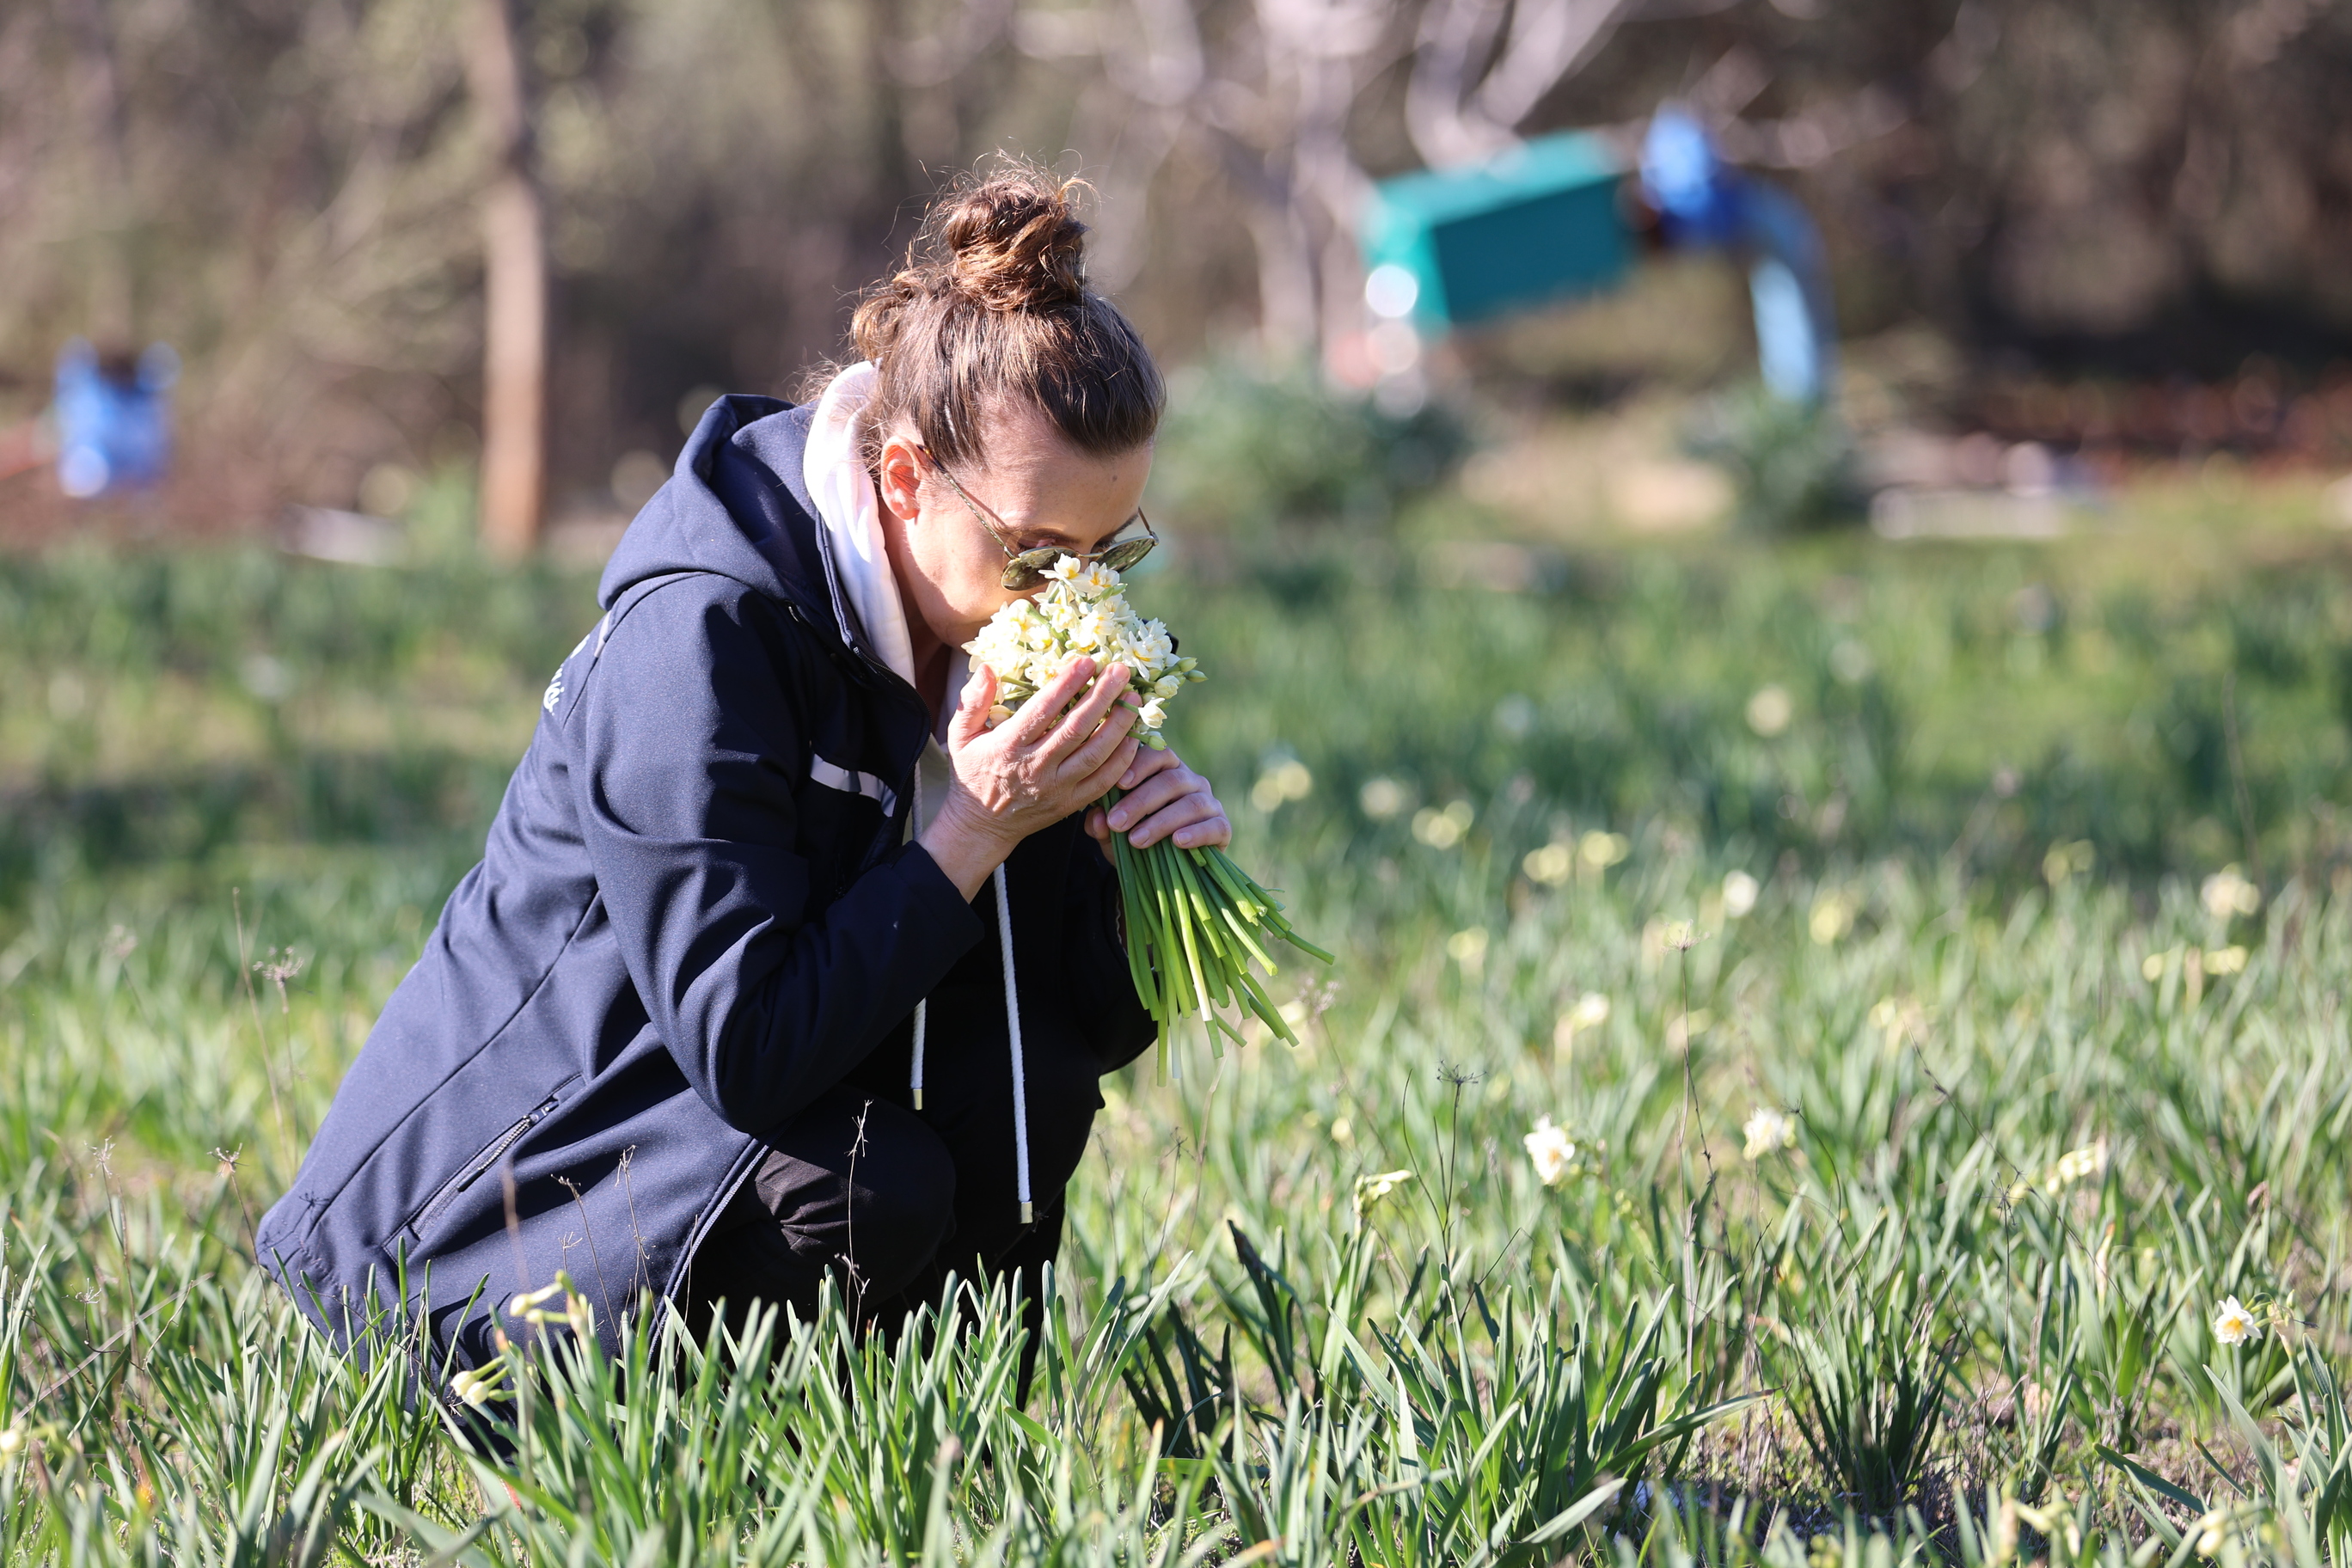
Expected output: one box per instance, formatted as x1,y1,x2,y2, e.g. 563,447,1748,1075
1097,787,1332,1068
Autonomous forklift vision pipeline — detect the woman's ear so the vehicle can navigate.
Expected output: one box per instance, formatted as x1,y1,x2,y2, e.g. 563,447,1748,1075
874,431,923,523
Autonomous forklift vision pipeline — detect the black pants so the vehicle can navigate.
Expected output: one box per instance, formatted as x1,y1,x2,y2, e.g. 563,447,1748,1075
683,1083,1071,1349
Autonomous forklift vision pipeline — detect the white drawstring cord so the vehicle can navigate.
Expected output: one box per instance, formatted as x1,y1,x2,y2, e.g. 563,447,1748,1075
993,861,1033,1226
910,1000,928,1111
909,763,928,1109
905,745,1031,1226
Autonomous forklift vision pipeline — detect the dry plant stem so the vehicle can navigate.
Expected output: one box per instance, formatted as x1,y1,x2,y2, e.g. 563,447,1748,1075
232,888,292,1170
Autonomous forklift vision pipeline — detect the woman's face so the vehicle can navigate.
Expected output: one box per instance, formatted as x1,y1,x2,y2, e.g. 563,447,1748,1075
873,398,1152,657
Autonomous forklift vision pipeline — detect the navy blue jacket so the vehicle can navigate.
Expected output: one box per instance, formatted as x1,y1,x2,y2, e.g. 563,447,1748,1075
257,395,1154,1368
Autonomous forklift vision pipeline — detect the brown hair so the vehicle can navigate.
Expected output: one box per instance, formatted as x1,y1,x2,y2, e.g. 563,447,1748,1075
846,162,1163,472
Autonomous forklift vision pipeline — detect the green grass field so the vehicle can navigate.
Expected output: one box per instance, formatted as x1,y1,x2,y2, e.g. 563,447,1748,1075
3,494,2351,1565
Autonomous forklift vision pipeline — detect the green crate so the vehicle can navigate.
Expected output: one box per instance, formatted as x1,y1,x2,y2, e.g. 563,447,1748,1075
1360,131,1631,328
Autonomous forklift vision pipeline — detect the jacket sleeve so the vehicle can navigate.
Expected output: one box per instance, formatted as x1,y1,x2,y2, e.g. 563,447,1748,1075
574,585,983,1131
1061,832,1159,1072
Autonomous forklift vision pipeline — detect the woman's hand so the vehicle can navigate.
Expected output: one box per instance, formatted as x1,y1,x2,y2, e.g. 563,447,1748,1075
1085,744,1232,861
920,657,1142,899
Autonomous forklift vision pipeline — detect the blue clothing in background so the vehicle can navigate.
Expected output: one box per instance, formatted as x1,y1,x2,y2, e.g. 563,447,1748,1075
54,339,177,497
1639,108,1837,404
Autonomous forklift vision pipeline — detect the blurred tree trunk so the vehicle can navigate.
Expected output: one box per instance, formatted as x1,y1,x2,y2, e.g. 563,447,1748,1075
66,0,132,346
466,0,546,560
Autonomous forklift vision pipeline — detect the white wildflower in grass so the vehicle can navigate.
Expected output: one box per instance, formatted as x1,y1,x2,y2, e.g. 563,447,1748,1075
1809,891,1854,945
2212,1295,2262,1347
1358,776,1409,818
2043,839,2095,885
2204,945,2247,975
1743,1106,1798,1161
505,1271,596,1339
1445,926,1489,977
1412,800,1474,848
1578,830,1629,869
1352,1168,1415,1222
2201,865,2262,920
450,1363,511,1410
1250,756,1312,812
508,1279,567,1324
1745,683,1792,737
2193,1510,2230,1559
1721,869,1761,918
2044,1137,2110,1192
0,1424,23,1459
967,556,1332,1068
1553,991,1610,1052
1522,841,1574,885
1524,1117,1576,1186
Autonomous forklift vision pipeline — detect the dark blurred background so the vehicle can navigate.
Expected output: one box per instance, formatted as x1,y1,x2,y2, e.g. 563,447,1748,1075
5,0,2352,548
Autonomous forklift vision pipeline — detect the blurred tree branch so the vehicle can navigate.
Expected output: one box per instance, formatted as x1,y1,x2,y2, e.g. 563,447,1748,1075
4,0,2349,545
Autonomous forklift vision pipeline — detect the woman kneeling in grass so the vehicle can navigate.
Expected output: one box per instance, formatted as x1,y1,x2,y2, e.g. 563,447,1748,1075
257,166,1226,1387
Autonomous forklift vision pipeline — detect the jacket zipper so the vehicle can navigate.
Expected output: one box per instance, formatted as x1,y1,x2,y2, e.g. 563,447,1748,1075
404,1090,563,1240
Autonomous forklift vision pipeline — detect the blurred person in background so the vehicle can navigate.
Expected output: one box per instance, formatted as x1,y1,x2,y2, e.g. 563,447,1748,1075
256,165,1226,1391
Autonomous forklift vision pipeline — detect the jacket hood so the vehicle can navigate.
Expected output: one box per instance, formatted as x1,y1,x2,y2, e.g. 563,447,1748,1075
597,395,884,668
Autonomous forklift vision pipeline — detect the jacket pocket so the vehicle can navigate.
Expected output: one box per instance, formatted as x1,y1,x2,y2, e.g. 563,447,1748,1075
400,1075,579,1245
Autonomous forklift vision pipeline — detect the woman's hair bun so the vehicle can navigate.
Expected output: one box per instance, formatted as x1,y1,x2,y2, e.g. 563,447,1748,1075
844,156,1160,468
934,167,1089,313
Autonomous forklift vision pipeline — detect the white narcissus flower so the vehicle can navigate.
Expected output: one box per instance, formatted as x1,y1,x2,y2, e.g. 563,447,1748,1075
1743,1106,1798,1161
1524,1116,1576,1185
1722,870,1761,918
1352,1168,1416,1219
2201,866,2261,920
2212,1295,2262,1346
2043,1137,2109,1193
965,556,1197,748
1130,620,1174,667
1070,561,1120,597
508,1280,566,1323
450,1366,508,1409
2193,1510,2229,1559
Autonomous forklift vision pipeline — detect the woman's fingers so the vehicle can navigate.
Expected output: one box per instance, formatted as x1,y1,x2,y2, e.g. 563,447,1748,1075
1075,732,1144,805
1114,744,1179,794
944,658,1161,844
1104,764,1192,830
1008,657,1099,746
1040,662,1132,765
1126,789,1229,849
949,663,1001,751
1062,696,1139,782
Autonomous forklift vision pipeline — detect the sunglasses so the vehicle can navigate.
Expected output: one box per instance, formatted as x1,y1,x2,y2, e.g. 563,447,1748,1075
919,447,1157,591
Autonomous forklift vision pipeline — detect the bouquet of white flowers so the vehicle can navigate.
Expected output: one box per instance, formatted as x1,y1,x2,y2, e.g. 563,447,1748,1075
965,556,1331,1064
